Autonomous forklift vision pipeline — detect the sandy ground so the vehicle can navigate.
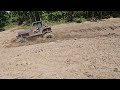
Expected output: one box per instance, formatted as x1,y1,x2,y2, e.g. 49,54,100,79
0,18,120,79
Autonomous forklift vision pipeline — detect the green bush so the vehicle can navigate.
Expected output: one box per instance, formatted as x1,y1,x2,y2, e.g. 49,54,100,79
1,11,120,28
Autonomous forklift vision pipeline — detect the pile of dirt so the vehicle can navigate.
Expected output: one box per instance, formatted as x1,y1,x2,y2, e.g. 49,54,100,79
6,18,120,47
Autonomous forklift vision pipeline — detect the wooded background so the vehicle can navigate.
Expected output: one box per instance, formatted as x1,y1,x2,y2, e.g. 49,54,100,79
0,11,120,28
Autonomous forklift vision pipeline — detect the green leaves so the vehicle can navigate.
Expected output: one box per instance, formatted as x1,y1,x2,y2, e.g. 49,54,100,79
0,11,9,28
0,11,120,28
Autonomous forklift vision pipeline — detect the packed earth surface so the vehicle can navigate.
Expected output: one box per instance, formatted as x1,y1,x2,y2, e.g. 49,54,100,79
1,18,120,79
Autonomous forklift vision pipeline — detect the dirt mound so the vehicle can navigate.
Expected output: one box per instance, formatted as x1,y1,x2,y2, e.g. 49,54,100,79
2,18,120,49
6,23,120,48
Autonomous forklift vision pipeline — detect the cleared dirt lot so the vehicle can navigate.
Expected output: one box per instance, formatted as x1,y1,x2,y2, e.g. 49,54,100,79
0,18,120,79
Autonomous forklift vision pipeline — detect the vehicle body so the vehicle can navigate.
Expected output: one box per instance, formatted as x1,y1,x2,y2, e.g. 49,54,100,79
16,20,54,42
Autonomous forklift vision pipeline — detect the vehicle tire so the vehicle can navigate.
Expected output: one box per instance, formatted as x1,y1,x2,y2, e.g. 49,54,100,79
16,37,27,43
43,33,54,39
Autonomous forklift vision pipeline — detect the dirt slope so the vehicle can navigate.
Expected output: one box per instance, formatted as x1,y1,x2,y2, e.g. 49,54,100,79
0,18,120,79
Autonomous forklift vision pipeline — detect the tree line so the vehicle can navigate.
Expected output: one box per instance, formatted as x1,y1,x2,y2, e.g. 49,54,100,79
0,11,120,28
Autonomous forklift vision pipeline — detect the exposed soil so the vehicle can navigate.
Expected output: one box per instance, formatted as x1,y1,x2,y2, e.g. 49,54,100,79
0,18,120,79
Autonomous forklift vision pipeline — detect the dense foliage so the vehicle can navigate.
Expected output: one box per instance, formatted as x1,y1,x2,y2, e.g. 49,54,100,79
0,11,120,28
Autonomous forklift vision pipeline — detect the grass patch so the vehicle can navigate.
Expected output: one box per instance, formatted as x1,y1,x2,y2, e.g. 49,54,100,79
4,23,31,31
4,23,17,30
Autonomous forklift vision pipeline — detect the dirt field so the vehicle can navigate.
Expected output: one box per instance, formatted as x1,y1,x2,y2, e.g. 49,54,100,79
1,18,120,79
